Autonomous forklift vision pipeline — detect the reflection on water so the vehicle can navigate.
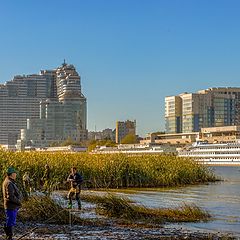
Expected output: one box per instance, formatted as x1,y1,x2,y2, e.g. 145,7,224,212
117,166,240,235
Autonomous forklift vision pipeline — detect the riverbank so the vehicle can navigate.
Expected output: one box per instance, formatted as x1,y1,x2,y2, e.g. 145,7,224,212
0,222,236,239
97,166,240,237
0,191,237,240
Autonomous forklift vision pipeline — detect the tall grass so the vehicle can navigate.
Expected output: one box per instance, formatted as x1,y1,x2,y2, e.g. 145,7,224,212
18,196,83,224
0,150,218,194
82,193,210,223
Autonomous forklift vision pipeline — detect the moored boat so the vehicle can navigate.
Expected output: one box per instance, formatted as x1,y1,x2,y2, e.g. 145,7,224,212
178,141,240,165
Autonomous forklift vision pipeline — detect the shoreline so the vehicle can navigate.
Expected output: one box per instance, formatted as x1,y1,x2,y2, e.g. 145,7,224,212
18,192,237,239
0,221,237,240
0,191,238,239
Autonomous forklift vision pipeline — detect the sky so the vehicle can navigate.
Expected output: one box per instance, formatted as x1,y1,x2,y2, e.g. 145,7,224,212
1,0,240,136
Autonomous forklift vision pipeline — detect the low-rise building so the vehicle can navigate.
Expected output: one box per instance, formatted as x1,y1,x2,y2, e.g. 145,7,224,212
141,132,199,145
88,128,115,141
201,126,240,143
141,125,240,146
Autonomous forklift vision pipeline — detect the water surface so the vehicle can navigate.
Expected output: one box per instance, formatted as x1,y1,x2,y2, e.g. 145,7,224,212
114,166,240,236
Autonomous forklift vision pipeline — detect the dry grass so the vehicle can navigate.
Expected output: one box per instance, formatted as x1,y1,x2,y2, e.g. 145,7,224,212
18,195,86,225
81,193,210,223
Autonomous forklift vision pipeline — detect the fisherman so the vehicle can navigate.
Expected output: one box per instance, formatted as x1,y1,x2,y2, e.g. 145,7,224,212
22,171,32,196
2,167,22,240
67,167,83,209
41,164,50,194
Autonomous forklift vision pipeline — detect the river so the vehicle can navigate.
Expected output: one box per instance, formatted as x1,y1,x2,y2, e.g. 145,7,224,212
110,166,240,236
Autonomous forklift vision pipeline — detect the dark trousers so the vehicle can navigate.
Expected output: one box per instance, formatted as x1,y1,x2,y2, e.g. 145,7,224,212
67,186,81,209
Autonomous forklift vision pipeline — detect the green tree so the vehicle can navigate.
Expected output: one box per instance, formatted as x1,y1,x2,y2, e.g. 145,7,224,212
87,139,116,152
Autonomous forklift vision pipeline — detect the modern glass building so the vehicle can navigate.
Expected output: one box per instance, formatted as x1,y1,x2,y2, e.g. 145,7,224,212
165,88,240,133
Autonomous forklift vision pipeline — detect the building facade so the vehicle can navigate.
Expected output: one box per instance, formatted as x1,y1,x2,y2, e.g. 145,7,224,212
0,61,87,149
141,125,240,146
115,120,136,144
165,96,182,133
0,72,56,146
165,88,240,133
88,128,115,141
17,62,87,149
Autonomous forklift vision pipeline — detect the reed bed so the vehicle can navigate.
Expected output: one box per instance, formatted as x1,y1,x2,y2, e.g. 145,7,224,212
0,150,218,194
82,193,210,223
1,195,85,224
18,195,83,224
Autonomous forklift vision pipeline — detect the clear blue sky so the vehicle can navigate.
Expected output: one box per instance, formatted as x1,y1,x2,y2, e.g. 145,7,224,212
1,0,240,136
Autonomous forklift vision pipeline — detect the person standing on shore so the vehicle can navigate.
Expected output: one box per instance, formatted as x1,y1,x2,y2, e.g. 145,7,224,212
22,171,32,196
41,164,50,194
2,167,22,240
67,167,83,209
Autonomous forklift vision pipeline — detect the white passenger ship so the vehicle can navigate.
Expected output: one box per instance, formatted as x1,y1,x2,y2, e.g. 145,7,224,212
178,141,240,165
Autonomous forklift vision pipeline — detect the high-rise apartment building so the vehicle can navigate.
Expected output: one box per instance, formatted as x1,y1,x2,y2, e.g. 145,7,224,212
116,120,136,143
165,87,240,133
165,96,182,133
0,61,87,149
0,73,56,146
181,93,205,133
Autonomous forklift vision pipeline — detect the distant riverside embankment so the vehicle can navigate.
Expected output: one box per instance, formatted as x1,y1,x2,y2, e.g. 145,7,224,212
0,150,218,192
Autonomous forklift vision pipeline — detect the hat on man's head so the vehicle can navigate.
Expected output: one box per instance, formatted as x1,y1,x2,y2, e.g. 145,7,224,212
7,167,16,174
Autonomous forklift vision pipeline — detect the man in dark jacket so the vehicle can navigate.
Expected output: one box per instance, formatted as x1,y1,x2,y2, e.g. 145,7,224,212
2,167,22,240
67,167,83,209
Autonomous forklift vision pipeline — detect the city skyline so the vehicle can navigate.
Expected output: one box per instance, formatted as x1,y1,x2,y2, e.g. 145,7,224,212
1,1,240,136
0,62,87,148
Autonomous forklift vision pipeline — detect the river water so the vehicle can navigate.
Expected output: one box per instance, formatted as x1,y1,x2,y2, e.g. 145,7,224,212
111,166,240,236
